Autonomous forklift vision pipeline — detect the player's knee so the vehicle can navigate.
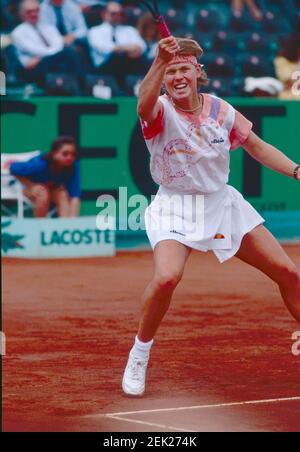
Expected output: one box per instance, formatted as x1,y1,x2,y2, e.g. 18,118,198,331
35,185,50,205
154,270,183,292
55,189,69,205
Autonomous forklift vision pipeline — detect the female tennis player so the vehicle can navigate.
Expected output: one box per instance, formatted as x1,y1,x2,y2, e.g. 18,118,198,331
122,36,300,397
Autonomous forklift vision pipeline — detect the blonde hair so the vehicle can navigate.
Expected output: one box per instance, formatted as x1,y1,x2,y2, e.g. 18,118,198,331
176,38,204,58
175,37,208,87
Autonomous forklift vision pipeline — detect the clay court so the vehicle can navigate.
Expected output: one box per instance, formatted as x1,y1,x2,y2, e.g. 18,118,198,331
2,246,300,432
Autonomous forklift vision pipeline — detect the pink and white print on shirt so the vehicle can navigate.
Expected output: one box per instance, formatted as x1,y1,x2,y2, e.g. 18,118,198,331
140,94,253,194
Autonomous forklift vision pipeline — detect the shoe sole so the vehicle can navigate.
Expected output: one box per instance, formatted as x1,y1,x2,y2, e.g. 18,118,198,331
122,380,145,397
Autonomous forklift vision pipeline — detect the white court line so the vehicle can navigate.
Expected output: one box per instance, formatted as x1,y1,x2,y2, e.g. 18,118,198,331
103,396,300,417
106,415,195,433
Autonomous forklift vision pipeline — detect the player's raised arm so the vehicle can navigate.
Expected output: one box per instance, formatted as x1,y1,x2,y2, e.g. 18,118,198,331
137,36,180,123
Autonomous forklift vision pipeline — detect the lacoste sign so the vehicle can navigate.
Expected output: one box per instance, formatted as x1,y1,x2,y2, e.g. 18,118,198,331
1,217,115,258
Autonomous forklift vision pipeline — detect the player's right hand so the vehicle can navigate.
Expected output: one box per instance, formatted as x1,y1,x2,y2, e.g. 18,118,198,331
157,36,180,63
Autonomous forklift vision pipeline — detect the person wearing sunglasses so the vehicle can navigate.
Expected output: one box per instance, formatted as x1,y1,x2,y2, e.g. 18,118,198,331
9,136,81,218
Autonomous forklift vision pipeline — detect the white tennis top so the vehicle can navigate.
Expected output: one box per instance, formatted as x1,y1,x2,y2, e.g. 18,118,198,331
140,93,265,263
141,93,253,194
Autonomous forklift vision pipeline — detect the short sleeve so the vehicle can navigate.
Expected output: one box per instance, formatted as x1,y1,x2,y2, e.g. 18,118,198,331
229,110,253,151
140,102,165,141
10,156,46,177
66,161,81,198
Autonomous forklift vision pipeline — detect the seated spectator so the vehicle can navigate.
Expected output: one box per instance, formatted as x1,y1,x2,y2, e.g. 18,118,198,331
137,12,160,68
39,0,88,46
231,0,263,21
274,33,300,100
88,1,147,88
11,0,83,87
9,136,81,218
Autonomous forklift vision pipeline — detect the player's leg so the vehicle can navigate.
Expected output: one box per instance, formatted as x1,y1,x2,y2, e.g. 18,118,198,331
123,240,192,396
138,239,192,342
51,186,71,217
23,183,50,218
235,224,300,322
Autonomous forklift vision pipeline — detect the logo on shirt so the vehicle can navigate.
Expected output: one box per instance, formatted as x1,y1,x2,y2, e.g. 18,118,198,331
211,138,225,144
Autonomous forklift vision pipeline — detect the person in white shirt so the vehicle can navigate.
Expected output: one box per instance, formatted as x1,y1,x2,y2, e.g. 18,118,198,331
39,0,88,46
88,1,147,88
11,0,83,85
122,36,300,397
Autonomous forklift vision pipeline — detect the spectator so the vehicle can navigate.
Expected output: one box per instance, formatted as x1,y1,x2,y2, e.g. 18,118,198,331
137,12,160,68
231,0,263,21
11,0,83,86
39,0,88,46
9,136,81,218
88,1,147,88
274,33,300,99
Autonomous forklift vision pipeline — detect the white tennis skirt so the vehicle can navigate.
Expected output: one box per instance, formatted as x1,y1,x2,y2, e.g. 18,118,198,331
144,184,265,263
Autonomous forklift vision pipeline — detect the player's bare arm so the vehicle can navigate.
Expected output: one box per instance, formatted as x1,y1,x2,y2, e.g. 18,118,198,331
137,36,180,123
243,131,300,181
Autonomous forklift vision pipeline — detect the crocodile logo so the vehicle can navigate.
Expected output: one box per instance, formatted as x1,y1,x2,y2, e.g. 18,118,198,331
1,221,25,253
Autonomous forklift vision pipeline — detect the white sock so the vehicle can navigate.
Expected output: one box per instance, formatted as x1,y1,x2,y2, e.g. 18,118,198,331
130,335,154,360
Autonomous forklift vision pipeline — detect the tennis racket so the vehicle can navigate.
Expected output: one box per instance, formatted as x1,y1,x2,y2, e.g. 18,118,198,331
135,0,171,38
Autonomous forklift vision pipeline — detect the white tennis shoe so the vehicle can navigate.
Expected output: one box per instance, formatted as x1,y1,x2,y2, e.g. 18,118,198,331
122,352,150,397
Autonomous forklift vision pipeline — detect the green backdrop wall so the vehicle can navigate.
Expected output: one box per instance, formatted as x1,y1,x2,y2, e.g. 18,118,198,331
2,97,300,222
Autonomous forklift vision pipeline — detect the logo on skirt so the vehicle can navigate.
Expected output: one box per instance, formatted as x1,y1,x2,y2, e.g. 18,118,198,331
214,233,225,239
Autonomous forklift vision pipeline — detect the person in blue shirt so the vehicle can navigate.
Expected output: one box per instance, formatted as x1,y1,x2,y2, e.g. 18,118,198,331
10,136,81,217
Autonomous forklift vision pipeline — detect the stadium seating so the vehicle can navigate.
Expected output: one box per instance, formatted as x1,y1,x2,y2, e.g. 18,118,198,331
262,11,291,34
238,54,275,78
213,31,245,53
85,74,121,97
124,75,144,97
1,0,299,97
195,6,228,33
124,5,144,27
202,54,236,78
245,32,273,54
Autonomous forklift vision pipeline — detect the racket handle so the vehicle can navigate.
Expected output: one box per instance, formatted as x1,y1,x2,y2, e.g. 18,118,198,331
156,16,171,38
